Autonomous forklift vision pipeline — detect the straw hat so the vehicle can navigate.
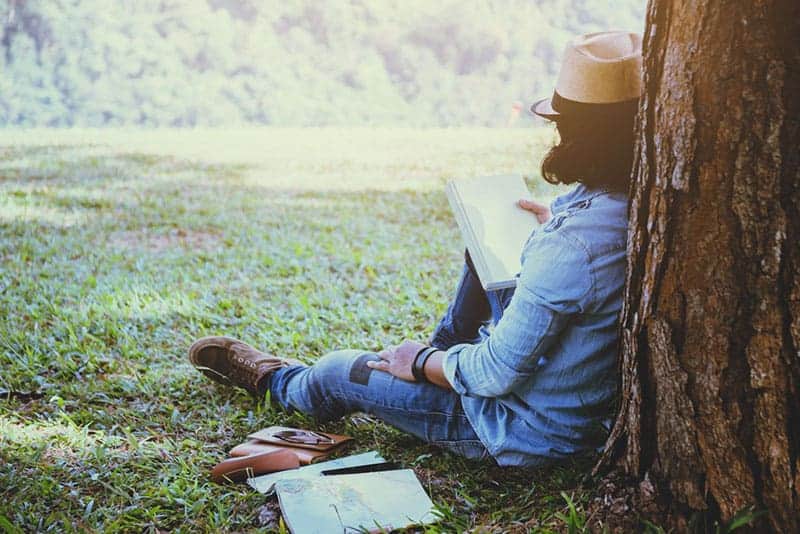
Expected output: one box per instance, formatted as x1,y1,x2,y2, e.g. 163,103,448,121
531,31,643,120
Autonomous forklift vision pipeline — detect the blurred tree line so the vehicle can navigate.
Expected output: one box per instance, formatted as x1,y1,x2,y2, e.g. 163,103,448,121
0,0,644,127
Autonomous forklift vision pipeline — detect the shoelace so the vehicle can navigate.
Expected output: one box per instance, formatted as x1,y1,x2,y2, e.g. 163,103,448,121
228,343,289,389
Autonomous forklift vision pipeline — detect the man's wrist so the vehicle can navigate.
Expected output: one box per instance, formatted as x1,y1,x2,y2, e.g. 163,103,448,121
412,346,438,383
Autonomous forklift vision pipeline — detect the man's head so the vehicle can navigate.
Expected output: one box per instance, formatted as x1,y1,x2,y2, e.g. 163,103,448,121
531,31,643,192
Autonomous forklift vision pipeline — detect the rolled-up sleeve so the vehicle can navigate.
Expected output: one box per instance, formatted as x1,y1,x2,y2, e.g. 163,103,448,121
442,232,593,397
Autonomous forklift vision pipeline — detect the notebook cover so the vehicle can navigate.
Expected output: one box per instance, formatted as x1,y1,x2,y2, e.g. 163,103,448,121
445,175,538,291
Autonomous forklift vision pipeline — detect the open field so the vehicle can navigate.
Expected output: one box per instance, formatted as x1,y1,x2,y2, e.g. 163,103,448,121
0,128,610,533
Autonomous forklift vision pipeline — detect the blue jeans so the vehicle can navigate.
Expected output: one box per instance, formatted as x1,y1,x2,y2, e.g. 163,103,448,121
429,250,515,349
264,251,515,460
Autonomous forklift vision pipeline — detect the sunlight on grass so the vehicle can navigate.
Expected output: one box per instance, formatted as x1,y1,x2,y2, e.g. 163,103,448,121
0,127,555,191
83,286,206,322
0,197,91,227
0,414,115,459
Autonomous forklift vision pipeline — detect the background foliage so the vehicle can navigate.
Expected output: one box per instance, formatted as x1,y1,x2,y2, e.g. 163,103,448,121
1,0,644,127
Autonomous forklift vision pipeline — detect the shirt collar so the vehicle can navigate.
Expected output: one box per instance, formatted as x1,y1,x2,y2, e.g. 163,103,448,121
550,183,612,215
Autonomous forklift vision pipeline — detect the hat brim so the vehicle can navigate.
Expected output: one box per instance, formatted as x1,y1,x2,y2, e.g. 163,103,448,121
530,97,560,120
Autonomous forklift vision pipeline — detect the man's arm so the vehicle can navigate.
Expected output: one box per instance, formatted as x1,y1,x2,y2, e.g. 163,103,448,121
441,234,592,397
369,232,592,396
421,350,451,389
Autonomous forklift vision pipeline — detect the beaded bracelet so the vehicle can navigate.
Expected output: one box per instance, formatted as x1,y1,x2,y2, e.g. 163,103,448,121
412,346,438,383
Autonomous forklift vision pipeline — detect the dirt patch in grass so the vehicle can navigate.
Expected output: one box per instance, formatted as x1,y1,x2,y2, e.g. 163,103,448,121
110,228,222,253
584,472,664,532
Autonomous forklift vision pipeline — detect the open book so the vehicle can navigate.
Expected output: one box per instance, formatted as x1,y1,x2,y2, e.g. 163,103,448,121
445,175,539,291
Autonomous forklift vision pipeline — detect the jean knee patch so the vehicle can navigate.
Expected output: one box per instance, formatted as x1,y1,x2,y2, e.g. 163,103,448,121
347,352,381,386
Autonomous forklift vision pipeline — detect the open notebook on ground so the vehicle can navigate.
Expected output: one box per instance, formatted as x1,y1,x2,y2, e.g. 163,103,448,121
445,174,539,290
275,469,436,534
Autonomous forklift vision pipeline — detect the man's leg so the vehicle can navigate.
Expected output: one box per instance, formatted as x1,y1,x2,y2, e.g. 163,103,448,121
429,250,516,350
265,349,490,460
490,285,516,323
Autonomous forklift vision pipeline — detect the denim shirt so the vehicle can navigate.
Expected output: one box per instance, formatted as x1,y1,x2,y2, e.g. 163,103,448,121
441,184,629,466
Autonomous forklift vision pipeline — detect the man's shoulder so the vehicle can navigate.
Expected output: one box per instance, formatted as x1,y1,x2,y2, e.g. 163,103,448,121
518,226,594,307
542,191,628,259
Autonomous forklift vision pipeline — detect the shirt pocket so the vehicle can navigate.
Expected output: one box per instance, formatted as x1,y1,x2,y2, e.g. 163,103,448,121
542,198,593,234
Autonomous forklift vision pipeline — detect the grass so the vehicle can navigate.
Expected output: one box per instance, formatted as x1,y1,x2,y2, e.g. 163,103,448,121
0,127,606,533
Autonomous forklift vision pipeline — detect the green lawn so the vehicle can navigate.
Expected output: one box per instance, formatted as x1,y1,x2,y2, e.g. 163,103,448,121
1,128,602,533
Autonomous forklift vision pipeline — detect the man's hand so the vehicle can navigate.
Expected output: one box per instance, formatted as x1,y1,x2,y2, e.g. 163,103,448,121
518,198,552,224
367,340,426,382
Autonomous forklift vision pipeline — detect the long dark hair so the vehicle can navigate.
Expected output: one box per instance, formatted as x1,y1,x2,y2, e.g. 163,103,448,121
540,103,638,192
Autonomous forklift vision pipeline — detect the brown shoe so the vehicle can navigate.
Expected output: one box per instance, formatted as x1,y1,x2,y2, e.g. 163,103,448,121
188,336,303,395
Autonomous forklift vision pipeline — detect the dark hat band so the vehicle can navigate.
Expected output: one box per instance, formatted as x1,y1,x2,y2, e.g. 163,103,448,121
551,91,639,117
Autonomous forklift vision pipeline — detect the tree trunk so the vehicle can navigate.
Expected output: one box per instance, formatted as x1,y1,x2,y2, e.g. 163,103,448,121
598,0,800,530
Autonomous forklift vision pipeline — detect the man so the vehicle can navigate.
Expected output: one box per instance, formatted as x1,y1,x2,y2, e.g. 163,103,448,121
189,31,641,466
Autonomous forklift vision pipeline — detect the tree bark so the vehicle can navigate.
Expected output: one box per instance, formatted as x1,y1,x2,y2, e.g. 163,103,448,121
598,1,800,530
